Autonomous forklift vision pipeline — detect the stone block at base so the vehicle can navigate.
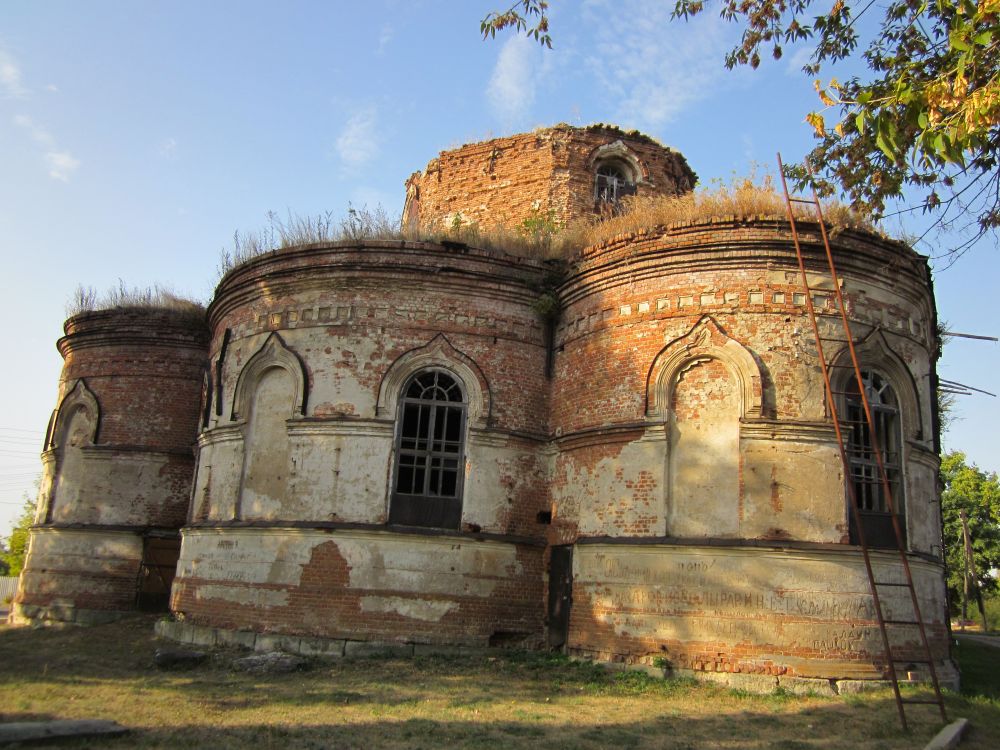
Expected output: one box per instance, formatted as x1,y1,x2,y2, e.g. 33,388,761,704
344,641,415,658
923,718,968,750
13,602,127,627
776,676,839,697
680,669,780,693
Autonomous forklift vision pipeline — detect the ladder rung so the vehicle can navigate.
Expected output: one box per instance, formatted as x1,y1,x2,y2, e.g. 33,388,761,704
883,620,920,626
788,197,815,204
805,285,836,292
894,659,933,664
874,581,913,587
900,698,944,705
818,336,851,342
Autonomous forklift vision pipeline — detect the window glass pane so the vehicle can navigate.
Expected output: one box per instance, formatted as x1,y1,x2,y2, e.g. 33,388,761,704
441,467,457,497
401,403,420,439
411,466,426,495
846,370,903,516
396,465,414,494
428,465,441,496
445,407,462,442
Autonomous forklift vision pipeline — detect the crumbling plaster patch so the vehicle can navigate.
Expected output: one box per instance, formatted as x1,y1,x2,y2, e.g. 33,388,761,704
360,595,458,622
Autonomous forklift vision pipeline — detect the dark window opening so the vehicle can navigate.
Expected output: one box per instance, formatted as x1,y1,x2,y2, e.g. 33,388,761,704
846,370,905,548
594,162,636,213
389,370,467,529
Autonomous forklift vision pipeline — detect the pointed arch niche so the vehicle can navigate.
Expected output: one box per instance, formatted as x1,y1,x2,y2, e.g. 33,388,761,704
230,332,308,422
646,317,765,538
377,334,491,428
646,316,764,421
45,379,101,523
231,333,308,520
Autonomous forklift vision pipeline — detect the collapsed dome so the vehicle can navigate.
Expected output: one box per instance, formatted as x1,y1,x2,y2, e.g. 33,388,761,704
403,124,697,232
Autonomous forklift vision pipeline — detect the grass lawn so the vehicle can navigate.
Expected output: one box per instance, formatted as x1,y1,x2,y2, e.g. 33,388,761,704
1,616,999,749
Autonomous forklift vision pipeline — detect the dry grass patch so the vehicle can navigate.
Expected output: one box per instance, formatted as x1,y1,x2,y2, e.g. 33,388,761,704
67,282,204,322
568,177,877,251
218,179,881,277
3,616,998,748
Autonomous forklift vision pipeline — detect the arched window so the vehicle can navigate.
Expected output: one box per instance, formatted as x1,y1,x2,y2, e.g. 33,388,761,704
845,370,905,548
594,161,636,212
389,369,467,529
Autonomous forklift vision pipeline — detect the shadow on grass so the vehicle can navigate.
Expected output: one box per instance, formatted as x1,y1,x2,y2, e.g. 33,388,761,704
2,617,1000,749
8,704,986,750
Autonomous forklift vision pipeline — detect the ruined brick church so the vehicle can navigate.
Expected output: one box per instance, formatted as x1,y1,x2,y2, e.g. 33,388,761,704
14,125,954,691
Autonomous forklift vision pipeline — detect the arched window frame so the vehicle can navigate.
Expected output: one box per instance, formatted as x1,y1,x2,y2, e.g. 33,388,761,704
388,368,468,529
830,331,921,549
843,369,907,548
589,141,643,214
594,161,636,207
376,334,490,427
378,335,490,530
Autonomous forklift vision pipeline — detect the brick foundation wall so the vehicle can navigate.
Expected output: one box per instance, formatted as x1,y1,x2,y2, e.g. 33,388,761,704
171,528,544,646
567,543,950,680
13,528,144,621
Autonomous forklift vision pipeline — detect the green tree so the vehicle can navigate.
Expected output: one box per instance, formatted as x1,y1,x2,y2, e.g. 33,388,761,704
482,0,1000,257
940,451,1000,615
2,495,36,578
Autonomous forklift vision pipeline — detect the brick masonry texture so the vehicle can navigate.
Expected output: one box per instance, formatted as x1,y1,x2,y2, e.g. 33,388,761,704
15,309,209,621
17,127,952,687
403,125,696,231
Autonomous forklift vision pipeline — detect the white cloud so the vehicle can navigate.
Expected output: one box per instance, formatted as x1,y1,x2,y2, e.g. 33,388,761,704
0,50,27,97
335,107,380,169
785,46,814,76
486,34,540,125
581,0,736,128
45,83,59,93
14,114,80,182
159,137,178,159
14,114,55,147
45,151,80,182
377,25,394,55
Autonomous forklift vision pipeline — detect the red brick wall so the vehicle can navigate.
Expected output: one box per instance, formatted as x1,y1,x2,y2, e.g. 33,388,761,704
404,125,696,231
58,309,209,455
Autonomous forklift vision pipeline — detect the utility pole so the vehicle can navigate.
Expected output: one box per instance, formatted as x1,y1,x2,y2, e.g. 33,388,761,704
960,509,989,631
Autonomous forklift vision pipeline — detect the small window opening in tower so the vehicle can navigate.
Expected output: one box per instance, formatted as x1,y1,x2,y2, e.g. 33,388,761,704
594,161,637,214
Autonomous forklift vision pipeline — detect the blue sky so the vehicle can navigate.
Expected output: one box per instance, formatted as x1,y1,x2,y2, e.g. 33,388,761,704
1,0,996,536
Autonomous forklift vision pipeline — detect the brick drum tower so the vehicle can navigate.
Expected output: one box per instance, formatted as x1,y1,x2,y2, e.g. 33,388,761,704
14,308,209,623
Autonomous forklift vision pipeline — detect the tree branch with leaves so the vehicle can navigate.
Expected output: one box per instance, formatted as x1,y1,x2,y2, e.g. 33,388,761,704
482,0,1000,260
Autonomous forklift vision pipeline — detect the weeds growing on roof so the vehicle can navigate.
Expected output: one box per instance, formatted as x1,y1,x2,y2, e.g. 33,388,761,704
217,177,881,278
66,280,205,321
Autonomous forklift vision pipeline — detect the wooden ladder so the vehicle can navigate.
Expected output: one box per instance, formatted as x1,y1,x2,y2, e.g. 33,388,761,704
776,155,948,731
